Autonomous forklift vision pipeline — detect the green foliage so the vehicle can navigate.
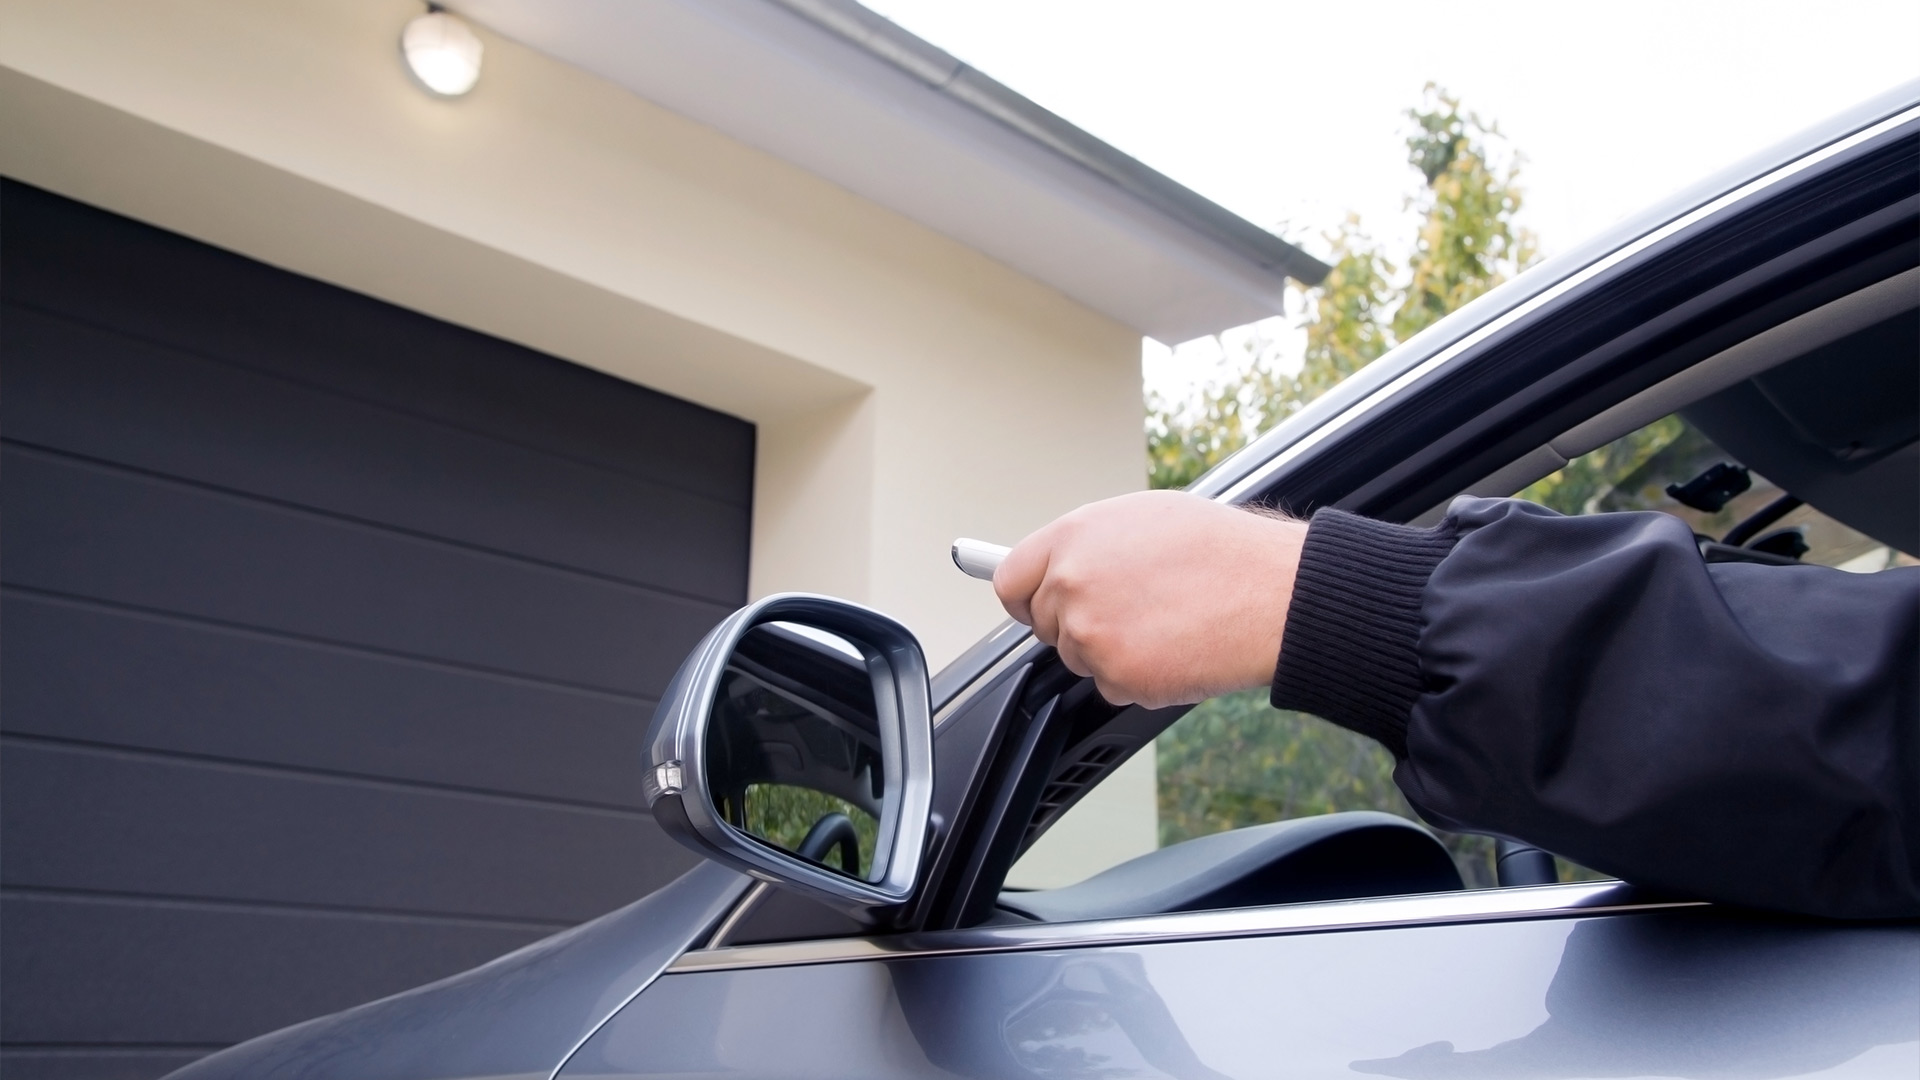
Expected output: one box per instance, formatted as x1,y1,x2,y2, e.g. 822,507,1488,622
1518,415,1686,515
1146,225,1396,491
1393,85,1539,341
1156,691,1497,888
1296,219,1399,401
1405,96,1471,185
1157,692,1398,838
1147,85,1536,491
1146,380,1258,492
742,783,878,878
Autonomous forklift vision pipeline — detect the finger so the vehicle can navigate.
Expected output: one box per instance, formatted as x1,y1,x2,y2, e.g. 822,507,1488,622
991,525,1053,627
1092,675,1134,709
1021,560,1067,648
1052,621,1092,678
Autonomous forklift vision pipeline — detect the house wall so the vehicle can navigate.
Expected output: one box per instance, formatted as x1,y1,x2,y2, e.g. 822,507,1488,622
0,0,1146,671
0,0,1158,908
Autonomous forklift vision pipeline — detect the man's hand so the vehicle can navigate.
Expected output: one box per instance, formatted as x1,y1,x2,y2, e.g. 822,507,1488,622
993,490,1306,709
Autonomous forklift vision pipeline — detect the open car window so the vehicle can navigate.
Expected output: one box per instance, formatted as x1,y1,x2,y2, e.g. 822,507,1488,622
1007,690,1522,895
1006,402,1915,907
1517,414,1917,572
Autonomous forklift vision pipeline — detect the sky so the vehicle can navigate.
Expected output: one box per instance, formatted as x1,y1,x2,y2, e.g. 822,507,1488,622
859,0,1920,401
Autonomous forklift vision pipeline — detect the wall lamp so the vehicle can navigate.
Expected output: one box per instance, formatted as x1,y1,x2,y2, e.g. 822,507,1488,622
402,5,483,97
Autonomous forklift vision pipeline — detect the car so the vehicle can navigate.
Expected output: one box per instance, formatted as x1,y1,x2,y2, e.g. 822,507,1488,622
172,80,1920,1079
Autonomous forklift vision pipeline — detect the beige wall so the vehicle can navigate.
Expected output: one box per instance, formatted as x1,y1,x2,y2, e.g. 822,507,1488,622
0,0,1158,881
0,0,1145,670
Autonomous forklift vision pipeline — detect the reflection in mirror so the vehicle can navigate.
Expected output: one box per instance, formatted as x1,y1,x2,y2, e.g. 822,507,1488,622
704,623,885,881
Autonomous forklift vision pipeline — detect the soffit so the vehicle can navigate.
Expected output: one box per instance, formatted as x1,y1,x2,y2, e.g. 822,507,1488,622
450,0,1325,344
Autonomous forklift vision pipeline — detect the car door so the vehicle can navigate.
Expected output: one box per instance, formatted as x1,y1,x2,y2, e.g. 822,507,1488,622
561,893,1919,1078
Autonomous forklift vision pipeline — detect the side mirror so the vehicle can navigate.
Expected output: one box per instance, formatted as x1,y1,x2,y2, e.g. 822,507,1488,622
641,594,933,916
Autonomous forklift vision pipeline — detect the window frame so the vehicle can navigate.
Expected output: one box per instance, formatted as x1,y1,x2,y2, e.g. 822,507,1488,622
870,110,1920,941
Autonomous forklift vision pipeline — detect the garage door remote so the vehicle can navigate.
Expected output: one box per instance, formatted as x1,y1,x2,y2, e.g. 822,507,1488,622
950,538,1010,580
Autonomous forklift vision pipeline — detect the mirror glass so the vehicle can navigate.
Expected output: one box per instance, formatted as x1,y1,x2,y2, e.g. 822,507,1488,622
704,622,887,880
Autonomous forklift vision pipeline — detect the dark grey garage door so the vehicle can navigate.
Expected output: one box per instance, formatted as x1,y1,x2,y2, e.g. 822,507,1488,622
0,180,753,1079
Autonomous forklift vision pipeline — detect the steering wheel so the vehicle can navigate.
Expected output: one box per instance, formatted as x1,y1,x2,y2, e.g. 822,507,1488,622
797,812,862,874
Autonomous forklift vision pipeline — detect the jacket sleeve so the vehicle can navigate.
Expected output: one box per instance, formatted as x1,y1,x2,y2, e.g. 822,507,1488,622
1270,496,1920,919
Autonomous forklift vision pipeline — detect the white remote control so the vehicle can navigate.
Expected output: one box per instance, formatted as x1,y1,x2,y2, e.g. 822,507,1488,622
950,538,1010,580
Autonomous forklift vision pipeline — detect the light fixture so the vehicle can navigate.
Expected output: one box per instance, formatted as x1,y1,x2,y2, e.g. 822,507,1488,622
401,5,483,97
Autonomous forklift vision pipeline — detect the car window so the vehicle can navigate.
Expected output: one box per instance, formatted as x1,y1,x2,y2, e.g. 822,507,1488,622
1516,413,1915,571
1008,410,1914,896
1153,692,1503,887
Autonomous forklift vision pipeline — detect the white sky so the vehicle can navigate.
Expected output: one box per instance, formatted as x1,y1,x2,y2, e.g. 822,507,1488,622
860,0,1919,402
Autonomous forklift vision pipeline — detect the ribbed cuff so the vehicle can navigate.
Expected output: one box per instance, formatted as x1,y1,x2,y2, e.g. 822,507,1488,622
1270,508,1459,758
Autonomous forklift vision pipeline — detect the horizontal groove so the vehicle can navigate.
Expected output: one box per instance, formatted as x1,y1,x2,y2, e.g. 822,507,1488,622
2,884,574,933
2,297,752,511
2,584,664,706
1,438,743,611
1,1043,229,1052
0,731,654,819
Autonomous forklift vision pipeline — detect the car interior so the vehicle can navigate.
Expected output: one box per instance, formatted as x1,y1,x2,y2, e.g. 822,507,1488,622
706,255,1918,947
706,623,889,880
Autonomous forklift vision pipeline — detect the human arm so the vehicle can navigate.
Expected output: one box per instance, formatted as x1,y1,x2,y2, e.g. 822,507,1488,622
1281,496,1920,919
995,491,1920,918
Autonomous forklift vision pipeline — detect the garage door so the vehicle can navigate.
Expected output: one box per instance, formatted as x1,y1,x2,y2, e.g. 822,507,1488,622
0,180,754,1079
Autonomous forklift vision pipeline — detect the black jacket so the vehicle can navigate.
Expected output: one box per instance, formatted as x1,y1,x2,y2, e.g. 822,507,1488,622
1271,497,1920,919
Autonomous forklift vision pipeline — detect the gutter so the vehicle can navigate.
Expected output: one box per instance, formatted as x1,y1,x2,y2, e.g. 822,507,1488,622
764,0,1333,287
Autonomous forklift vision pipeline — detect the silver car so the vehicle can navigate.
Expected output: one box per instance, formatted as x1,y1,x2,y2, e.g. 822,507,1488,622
173,80,1920,1080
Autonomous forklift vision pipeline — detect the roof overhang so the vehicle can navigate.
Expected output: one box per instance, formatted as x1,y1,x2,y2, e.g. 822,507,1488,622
450,0,1329,344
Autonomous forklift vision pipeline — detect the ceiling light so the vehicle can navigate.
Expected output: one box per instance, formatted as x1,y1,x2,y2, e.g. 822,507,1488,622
401,7,483,97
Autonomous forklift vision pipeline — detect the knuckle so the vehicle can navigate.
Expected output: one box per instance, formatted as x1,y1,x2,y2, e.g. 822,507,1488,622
1047,559,1095,601
1070,616,1118,659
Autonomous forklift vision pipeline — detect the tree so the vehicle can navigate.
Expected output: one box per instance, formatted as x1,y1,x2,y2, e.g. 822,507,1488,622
1393,85,1539,341
1147,84,1536,491
1151,86,1545,887
1146,222,1394,490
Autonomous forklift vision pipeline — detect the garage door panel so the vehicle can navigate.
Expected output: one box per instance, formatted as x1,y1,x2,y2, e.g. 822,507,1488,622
2,307,750,603
0,184,754,501
1,740,699,923
2,447,723,699
1,179,752,1074
0,893,551,1047
0,1051,215,1080
1,593,651,809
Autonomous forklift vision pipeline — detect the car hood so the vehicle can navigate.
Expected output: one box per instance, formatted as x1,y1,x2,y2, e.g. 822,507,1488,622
165,861,749,1080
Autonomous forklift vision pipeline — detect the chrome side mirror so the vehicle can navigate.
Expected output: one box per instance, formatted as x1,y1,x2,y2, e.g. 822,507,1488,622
642,594,932,915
